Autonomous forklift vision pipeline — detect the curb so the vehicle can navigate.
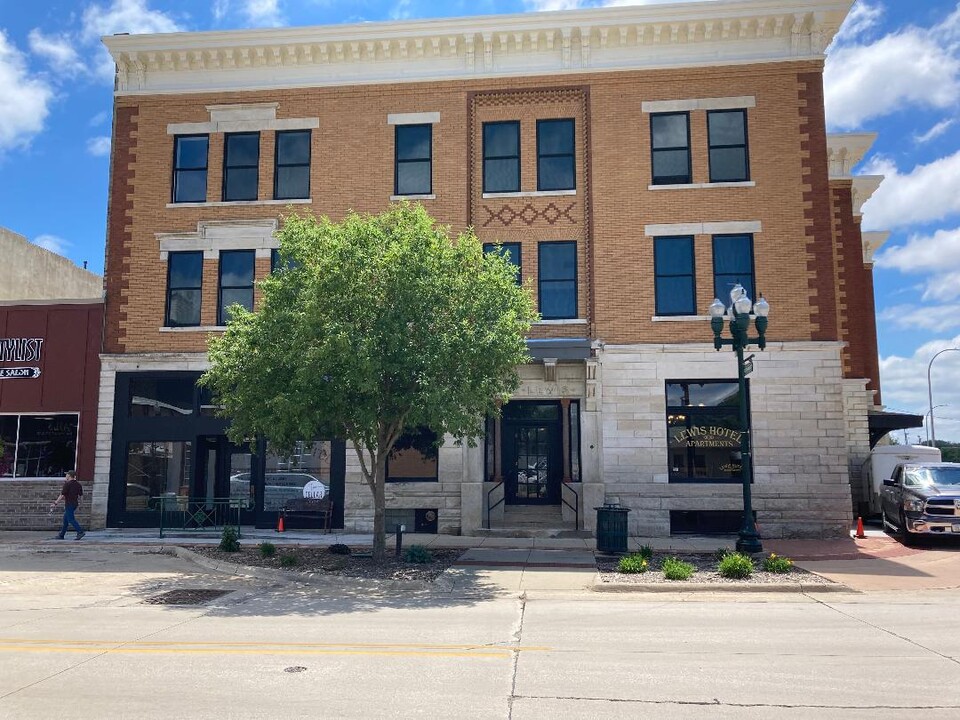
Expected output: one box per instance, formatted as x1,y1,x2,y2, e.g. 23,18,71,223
168,546,451,593
592,581,854,593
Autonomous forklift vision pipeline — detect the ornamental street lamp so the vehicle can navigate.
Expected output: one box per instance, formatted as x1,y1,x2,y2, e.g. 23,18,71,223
708,285,769,555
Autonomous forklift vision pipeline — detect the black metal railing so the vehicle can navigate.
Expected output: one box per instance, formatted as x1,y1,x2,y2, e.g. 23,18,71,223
154,496,247,538
485,481,504,529
561,482,579,530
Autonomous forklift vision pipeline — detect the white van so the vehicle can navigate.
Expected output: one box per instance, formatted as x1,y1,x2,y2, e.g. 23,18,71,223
862,445,942,515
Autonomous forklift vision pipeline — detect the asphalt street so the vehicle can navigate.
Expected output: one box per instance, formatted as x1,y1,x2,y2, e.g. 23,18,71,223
1,546,959,719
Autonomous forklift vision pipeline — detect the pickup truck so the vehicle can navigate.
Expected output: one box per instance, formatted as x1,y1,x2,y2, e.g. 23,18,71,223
880,462,960,541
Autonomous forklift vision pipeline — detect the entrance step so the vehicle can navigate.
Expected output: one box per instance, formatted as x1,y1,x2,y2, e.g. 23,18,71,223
480,505,588,538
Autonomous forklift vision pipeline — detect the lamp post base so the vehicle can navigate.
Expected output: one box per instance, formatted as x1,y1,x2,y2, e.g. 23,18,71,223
736,530,763,555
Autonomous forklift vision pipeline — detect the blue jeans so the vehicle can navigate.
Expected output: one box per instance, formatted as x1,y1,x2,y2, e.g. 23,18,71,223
59,505,84,537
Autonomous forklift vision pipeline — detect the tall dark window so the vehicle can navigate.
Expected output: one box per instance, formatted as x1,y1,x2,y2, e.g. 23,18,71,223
394,124,432,196
483,242,522,284
172,135,208,203
218,250,255,325
223,132,260,201
274,130,311,200
483,121,520,193
165,251,203,327
650,113,691,185
537,118,575,191
387,427,439,482
666,381,745,483
654,236,696,316
708,110,750,182
712,234,755,302
538,241,577,320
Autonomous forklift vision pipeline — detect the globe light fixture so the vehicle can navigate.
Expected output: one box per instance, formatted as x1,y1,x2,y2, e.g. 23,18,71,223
708,284,770,555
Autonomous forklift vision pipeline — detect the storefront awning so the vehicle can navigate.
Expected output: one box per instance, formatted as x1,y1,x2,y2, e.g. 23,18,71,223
868,411,924,448
526,338,592,362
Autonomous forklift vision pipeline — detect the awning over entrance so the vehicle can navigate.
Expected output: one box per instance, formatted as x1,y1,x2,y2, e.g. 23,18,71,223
526,338,592,361
868,410,924,448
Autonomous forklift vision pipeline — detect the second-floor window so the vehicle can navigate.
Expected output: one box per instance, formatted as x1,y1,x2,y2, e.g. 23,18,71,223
274,130,311,200
537,119,575,191
165,251,203,327
650,113,691,185
483,121,520,193
483,242,522,285
713,234,755,302
708,110,750,183
538,241,577,320
223,132,260,201
394,124,432,196
218,250,255,325
654,236,696,316
172,135,208,203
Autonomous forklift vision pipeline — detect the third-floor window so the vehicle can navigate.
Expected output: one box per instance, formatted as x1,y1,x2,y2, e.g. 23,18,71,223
223,132,260,202
708,110,750,183
650,113,691,185
483,121,520,193
274,130,311,200
536,119,575,191
172,135,208,203
394,124,432,196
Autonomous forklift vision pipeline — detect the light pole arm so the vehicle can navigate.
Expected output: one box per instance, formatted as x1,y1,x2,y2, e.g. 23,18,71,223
927,348,960,446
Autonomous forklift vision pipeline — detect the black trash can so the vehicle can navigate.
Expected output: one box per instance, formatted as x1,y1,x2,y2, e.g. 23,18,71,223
595,503,630,554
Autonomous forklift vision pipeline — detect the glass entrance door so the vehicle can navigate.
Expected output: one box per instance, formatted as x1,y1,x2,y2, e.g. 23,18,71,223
195,436,255,525
502,401,563,505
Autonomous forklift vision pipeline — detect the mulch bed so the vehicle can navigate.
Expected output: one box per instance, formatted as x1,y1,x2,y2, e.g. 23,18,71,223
193,545,462,582
597,553,832,585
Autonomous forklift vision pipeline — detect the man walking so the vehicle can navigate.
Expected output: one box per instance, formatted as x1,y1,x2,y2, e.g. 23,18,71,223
50,471,86,540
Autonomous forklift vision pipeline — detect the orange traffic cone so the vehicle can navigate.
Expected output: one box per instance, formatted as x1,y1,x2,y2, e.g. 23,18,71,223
277,512,285,533
854,516,865,539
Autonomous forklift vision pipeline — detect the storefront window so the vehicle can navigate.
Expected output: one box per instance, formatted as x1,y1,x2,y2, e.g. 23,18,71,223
263,441,331,512
0,414,78,479
125,441,192,511
569,400,581,482
666,381,743,483
228,449,254,510
129,377,195,417
387,428,439,482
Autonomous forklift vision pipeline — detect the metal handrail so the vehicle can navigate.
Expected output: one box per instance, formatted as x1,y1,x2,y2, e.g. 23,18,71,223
154,496,247,538
485,481,504,529
561,481,579,530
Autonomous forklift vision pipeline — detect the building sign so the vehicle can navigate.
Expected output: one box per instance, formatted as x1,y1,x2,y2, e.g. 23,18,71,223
0,338,44,363
0,367,41,380
672,425,742,448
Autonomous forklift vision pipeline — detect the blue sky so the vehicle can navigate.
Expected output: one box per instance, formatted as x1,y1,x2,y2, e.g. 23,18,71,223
1,0,960,440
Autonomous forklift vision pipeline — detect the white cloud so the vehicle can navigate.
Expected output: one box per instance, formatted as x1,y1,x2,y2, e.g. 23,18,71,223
27,29,87,77
914,119,955,145
861,151,960,231
86,135,111,156
213,0,230,22
831,0,884,46
881,337,960,442
32,234,70,255
81,0,182,80
876,227,960,303
878,304,960,333
244,0,283,26
89,110,110,127
523,0,709,10
0,31,54,155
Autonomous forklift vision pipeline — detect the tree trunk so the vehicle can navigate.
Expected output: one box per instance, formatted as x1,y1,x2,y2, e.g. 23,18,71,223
372,453,387,562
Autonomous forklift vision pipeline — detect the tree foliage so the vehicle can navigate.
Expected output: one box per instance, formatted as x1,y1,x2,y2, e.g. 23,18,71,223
202,203,537,559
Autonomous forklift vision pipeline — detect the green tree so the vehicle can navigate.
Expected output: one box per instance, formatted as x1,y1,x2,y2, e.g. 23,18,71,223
202,203,537,560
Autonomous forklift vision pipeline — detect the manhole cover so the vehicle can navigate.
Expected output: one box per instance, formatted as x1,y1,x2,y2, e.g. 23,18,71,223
284,666,308,674
144,589,232,605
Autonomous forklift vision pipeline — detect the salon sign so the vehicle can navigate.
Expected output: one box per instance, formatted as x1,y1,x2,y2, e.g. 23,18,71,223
0,337,43,380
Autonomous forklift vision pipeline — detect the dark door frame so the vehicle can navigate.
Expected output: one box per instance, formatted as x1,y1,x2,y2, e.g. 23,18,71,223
501,401,563,506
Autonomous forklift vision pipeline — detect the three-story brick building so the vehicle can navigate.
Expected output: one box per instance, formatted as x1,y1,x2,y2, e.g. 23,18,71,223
93,0,888,539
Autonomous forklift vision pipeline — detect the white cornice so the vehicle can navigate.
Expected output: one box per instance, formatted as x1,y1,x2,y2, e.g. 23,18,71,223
827,132,877,178
862,231,889,265
103,0,853,96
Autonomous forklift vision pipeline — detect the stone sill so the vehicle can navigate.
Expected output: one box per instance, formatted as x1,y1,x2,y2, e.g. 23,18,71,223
390,194,436,201
648,181,755,190
482,189,576,199
535,319,588,325
160,326,226,332
166,198,312,208
651,315,710,322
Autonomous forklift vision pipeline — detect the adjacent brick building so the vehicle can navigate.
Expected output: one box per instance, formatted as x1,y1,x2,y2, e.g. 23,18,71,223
94,0,888,538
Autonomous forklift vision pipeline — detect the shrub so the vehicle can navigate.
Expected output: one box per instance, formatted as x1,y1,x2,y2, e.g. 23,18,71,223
637,545,654,562
762,553,793,574
258,541,276,557
661,556,695,581
713,547,734,562
218,525,240,552
617,553,650,574
403,545,433,564
328,543,352,555
718,552,754,579
279,553,299,567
